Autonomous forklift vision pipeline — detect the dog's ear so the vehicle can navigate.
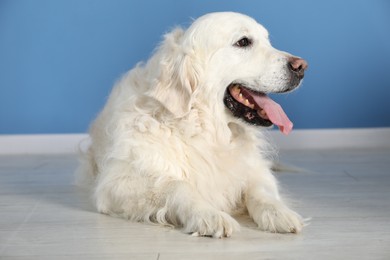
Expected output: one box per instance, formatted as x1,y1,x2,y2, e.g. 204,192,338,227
148,28,200,118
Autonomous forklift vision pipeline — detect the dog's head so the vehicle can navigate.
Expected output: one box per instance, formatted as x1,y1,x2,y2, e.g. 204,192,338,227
150,12,307,134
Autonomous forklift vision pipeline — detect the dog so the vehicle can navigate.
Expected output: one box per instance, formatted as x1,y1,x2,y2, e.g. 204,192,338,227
77,12,308,238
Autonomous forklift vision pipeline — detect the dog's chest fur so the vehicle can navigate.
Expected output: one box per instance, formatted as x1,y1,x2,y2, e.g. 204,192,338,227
138,107,266,214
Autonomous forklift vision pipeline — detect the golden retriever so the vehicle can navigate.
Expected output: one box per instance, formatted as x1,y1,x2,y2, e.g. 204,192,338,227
77,12,308,238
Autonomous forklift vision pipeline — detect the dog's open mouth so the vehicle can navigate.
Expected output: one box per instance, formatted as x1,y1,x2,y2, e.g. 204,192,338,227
223,84,293,135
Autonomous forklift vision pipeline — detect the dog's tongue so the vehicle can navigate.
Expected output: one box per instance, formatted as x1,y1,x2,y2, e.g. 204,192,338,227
252,94,293,135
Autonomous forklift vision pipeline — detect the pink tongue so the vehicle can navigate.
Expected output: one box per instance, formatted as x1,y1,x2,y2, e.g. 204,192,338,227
252,94,293,135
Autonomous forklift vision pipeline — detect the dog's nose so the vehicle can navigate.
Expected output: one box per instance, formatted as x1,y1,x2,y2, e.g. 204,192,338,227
288,57,308,79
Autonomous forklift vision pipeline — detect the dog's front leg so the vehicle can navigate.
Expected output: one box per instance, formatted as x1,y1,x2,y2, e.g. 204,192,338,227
162,181,240,238
245,170,304,233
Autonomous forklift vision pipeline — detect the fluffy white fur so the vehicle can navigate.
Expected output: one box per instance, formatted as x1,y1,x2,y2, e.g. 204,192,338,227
77,12,305,238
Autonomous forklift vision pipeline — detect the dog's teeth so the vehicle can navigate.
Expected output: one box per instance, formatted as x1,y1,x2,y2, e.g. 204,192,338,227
231,85,241,95
239,93,243,100
244,99,255,109
259,109,268,118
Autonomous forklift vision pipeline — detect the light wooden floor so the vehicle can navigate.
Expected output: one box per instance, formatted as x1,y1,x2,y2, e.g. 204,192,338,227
1,148,390,259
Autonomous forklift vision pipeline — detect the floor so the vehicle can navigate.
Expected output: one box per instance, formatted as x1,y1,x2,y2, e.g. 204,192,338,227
0,148,389,260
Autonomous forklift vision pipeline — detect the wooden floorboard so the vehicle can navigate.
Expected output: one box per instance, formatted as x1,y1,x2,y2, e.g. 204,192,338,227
0,149,389,259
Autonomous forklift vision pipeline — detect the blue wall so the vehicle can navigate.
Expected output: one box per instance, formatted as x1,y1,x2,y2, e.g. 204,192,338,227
1,0,389,134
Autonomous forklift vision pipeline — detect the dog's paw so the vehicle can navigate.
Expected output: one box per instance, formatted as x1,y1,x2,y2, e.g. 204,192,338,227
182,208,240,238
253,202,304,234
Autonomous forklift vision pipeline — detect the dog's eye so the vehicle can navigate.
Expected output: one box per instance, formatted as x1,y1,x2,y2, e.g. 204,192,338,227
235,37,252,48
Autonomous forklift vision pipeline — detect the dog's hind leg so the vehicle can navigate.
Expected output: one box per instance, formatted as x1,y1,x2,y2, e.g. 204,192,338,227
93,161,239,238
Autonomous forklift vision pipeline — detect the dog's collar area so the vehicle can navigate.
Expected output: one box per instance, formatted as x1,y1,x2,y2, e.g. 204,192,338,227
223,83,293,135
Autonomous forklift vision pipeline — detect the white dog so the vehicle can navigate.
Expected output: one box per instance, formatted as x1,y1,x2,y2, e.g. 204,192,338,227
77,12,308,238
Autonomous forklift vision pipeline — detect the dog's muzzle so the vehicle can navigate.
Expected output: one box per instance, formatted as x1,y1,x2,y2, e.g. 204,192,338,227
223,57,308,135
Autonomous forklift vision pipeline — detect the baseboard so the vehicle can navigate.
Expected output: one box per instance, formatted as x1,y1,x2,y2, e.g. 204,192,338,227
0,128,389,155
267,127,390,150
0,134,89,155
